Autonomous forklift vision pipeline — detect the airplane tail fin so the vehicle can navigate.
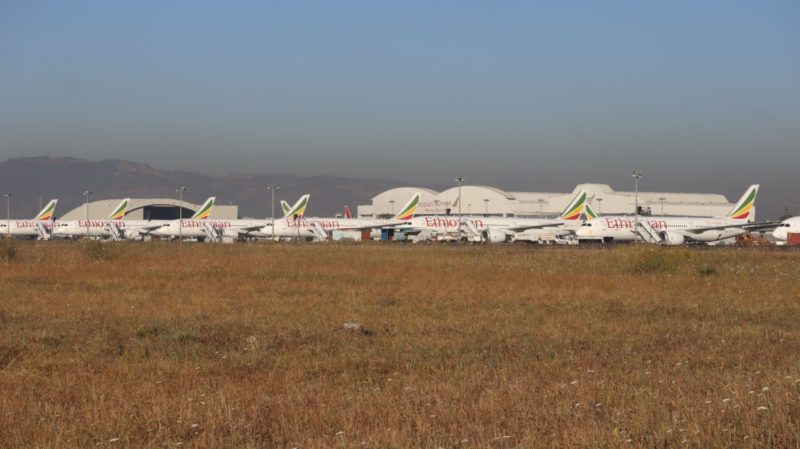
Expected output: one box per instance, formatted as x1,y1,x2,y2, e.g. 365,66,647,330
284,194,310,219
280,200,291,218
344,205,352,219
583,202,599,220
107,198,130,220
727,184,759,221
33,199,58,221
191,197,215,220
393,193,421,220
559,191,587,221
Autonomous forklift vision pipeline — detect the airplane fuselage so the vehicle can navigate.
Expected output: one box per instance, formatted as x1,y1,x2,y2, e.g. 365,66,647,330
773,217,800,242
0,220,55,238
576,216,750,242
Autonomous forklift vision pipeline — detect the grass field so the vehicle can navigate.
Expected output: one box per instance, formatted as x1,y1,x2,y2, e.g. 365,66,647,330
1,241,800,448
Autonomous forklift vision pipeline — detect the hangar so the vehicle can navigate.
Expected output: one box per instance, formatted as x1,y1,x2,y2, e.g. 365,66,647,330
60,198,239,220
358,184,737,219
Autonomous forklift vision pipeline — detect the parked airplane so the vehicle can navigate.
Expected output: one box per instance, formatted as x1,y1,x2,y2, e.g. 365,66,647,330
276,195,310,221
52,199,130,238
183,194,312,241
773,216,800,243
575,184,776,244
0,199,58,239
249,193,420,241
401,190,591,243
145,197,219,240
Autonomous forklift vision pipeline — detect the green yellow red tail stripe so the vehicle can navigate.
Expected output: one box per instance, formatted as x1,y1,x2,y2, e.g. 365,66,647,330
108,199,129,220
34,199,58,221
393,194,420,220
560,191,587,221
191,197,215,220
727,185,758,221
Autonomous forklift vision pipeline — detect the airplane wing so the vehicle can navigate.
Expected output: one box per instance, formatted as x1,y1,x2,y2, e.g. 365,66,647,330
235,226,266,234
135,225,166,235
503,221,564,233
331,220,408,231
687,221,781,233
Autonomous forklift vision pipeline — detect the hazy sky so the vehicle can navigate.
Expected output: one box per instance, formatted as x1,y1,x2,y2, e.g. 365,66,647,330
1,1,798,216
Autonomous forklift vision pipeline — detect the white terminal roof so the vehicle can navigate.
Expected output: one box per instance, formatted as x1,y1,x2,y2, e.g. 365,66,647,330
358,183,738,218
60,198,238,220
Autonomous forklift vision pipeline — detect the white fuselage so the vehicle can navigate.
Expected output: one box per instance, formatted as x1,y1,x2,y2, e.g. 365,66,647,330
249,217,406,239
773,217,800,242
150,219,234,238
0,220,55,238
576,216,749,242
400,216,562,235
53,219,121,238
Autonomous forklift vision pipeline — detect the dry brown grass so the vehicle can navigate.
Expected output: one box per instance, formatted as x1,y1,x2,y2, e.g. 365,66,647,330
1,242,800,448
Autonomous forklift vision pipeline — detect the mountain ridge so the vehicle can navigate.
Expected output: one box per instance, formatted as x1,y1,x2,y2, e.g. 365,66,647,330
0,156,413,218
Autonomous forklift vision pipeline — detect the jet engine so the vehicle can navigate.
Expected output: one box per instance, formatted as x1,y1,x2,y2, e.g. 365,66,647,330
484,229,508,243
661,231,685,246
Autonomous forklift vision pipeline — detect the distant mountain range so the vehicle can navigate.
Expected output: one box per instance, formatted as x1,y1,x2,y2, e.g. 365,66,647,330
0,156,420,218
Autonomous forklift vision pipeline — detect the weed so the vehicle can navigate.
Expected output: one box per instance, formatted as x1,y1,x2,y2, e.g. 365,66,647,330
697,264,719,276
0,238,17,261
80,239,115,261
0,242,799,448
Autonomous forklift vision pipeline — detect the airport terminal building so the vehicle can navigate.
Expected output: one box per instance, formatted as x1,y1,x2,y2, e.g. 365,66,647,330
60,198,238,220
358,184,736,219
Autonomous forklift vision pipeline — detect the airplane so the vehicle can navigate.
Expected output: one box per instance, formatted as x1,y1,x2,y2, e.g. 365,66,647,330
190,194,313,241
251,193,421,241
512,192,599,243
400,190,591,243
773,216,800,243
0,199,58,240
52,199,130,239
344,205,353,219
574,184,778,244
145,197,219,240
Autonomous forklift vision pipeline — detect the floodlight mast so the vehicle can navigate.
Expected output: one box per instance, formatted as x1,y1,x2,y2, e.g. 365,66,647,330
632,171,642,242
83,190,92,238
455,176,465,239
267,184,279,240
177,187,186,242
2,194,10,238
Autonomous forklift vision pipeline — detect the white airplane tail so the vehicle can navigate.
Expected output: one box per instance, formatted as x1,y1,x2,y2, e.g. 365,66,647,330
107,198,130,220
559,191,588,221
726,184,759,222
191,197,215,220
393,193,421,220
584,202,599,220
283,194,310,219
33,199,58,221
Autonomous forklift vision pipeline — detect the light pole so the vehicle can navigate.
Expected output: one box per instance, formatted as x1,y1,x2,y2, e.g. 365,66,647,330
537,198,544,216
2,194,10,238
596,198,603,214
455,176,465,235
83,190,92,238
266,184,279,240
659,197,666,215
177,186,186,242
389,200,395,216
632,171,642,241
433,199,440,217
483,198,489,217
